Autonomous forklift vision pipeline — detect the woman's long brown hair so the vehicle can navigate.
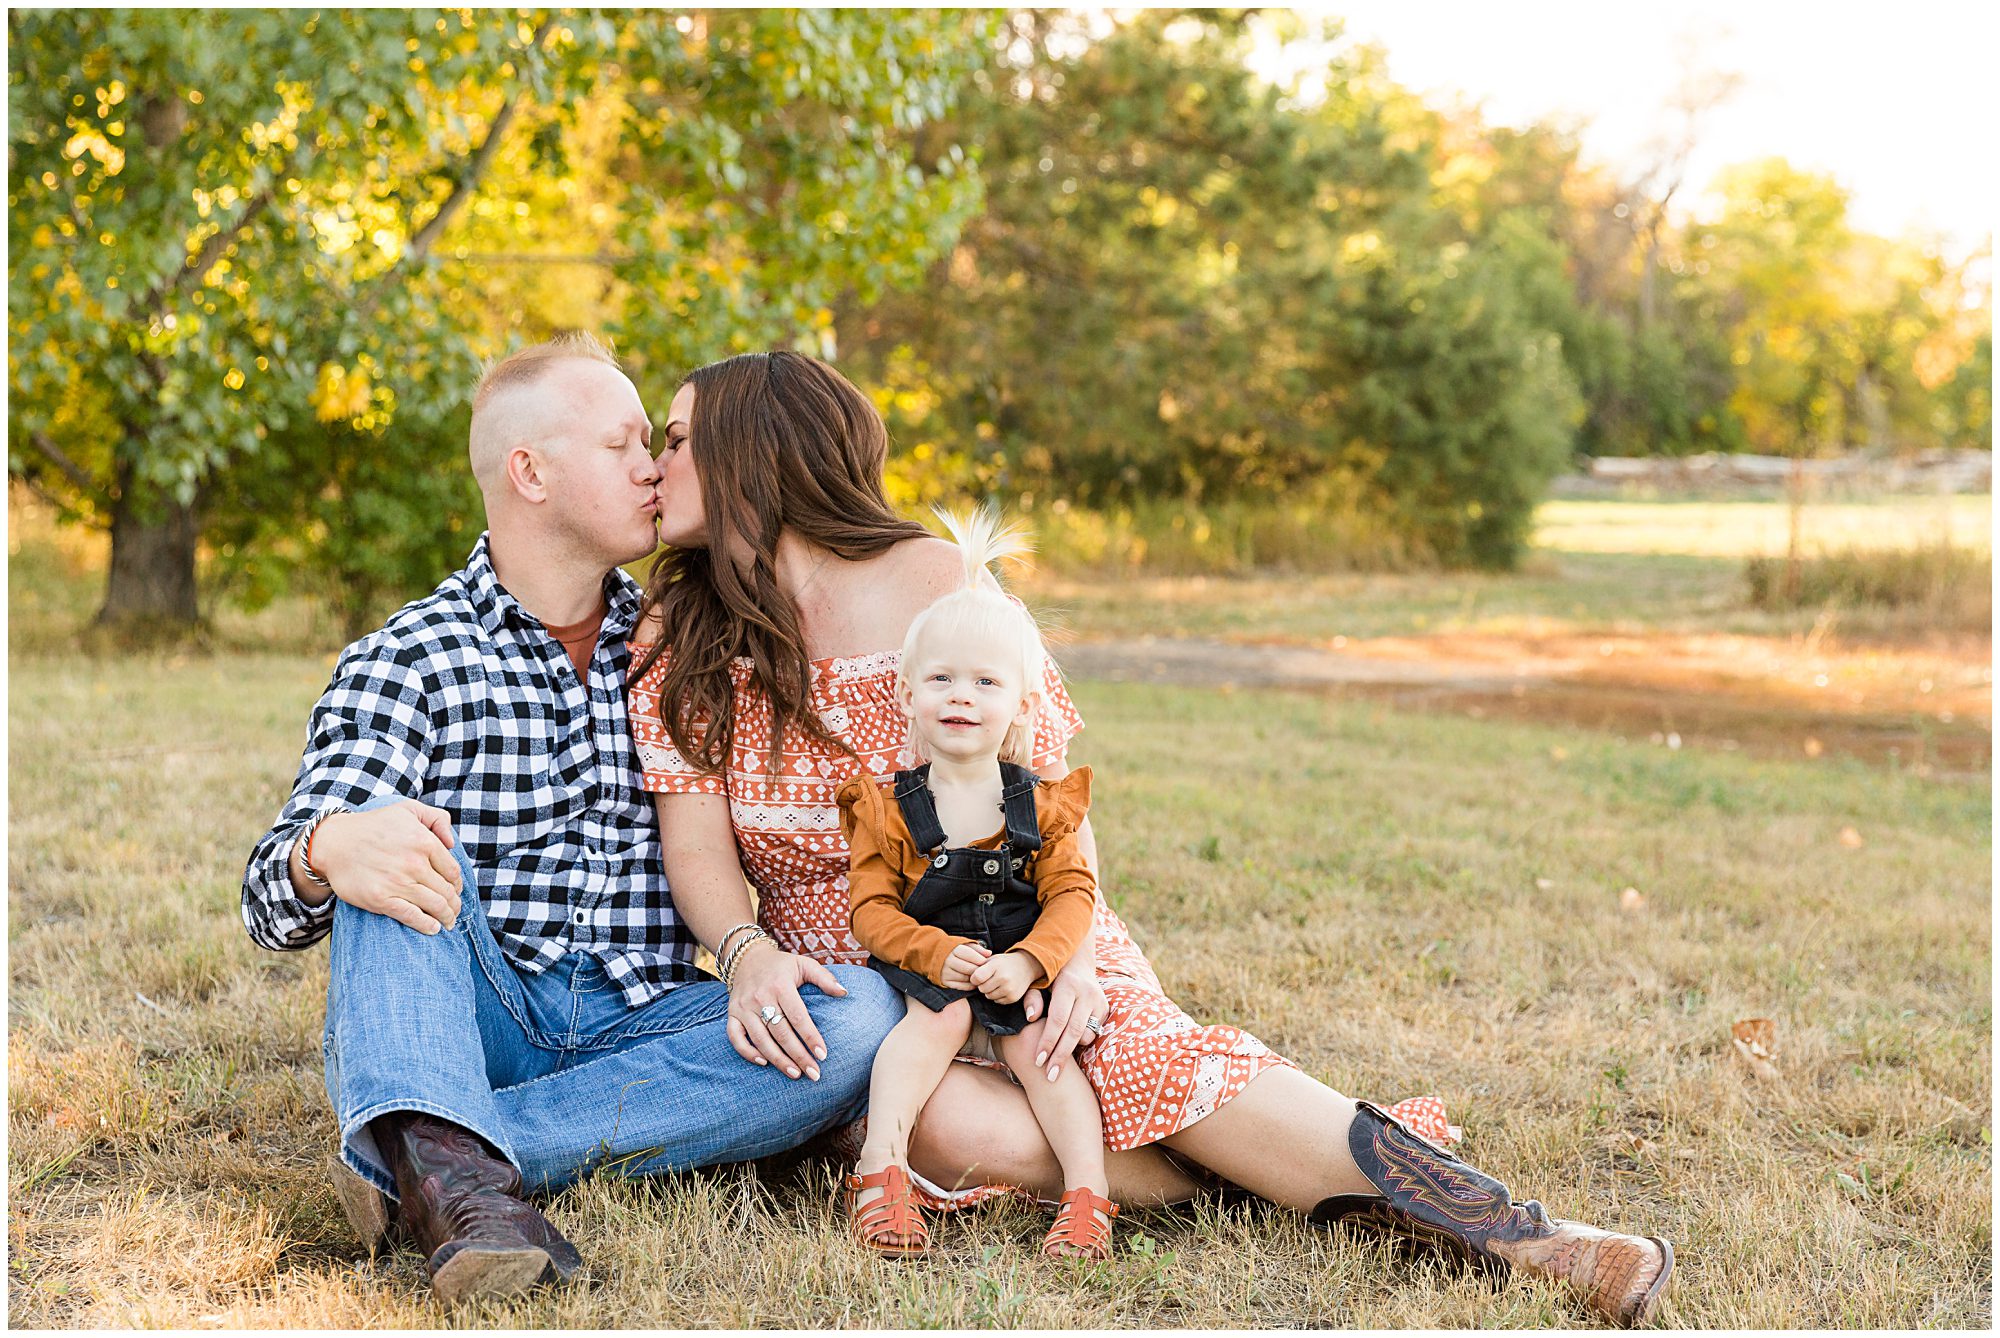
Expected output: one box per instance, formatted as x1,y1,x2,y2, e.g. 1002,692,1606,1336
633,350,930,775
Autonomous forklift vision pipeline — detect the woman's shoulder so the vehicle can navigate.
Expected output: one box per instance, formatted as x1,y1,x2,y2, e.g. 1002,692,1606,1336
873,533,1007,599
868,534,975,601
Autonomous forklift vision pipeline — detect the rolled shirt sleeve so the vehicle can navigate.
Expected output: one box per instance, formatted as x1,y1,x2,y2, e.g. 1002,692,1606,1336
240,637,434,952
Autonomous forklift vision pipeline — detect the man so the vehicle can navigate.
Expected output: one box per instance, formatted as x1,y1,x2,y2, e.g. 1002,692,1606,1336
242,332,900,1303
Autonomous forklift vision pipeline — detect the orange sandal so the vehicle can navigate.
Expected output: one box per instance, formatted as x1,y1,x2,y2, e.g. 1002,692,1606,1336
1042,1186,1119,1260
846,1163,931,1257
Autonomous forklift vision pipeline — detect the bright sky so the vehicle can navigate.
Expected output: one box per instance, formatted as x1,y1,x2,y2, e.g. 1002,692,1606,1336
1251,1,1996,259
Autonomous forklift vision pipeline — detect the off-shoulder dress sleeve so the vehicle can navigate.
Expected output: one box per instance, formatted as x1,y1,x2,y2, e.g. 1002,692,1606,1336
626,641,727,796
1031,658,1086,770
1011,767,1097,987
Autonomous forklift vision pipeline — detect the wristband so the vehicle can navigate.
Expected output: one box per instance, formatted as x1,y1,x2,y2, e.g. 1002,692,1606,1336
296,806,352,891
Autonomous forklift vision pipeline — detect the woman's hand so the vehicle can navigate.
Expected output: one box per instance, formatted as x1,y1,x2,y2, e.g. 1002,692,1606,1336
1021,946,1107,1083
939,940,991,990
726,939,848,1080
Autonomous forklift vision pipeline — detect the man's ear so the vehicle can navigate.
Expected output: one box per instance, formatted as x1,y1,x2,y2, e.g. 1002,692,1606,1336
507,446,549,503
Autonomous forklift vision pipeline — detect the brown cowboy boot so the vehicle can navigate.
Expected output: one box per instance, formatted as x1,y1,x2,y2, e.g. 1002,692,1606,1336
376,1113,586,1302
1310,1101,1673,1328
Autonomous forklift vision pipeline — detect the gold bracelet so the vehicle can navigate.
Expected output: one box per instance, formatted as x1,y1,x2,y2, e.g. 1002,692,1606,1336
713,921,761,967
719,929,774,987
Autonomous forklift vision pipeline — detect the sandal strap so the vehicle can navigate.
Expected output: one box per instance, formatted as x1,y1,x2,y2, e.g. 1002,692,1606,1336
1045,1186,1120,1257
845,1164,912,1194
1055,1186,1120,1223
847,1164,928,1246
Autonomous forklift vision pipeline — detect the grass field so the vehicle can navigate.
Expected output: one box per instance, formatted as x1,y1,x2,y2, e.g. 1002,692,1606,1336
1021,497,1992,645
7,494,1993,1327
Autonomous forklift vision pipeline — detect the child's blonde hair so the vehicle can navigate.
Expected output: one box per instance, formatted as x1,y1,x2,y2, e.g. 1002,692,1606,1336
898,506,1051,767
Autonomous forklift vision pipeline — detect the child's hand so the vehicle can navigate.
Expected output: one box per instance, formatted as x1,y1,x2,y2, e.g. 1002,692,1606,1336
939,941,992,990
970,951,1039,1005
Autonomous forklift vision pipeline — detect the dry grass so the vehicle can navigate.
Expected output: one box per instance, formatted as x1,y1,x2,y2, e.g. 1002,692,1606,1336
1021,495,1993,647
1532,496,1991,559
8,648,1989,1326
8,491,1991,1326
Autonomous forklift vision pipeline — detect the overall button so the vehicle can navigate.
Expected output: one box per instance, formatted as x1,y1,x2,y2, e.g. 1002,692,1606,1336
978,893,995,904
933,854,949,869
982,859,1000,875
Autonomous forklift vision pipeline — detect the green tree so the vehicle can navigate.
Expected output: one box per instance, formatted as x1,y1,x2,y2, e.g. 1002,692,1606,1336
9,8,993,637
842,11,1580,567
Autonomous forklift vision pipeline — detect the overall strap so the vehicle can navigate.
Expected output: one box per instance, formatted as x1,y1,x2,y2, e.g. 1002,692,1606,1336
997,762,1045,854
892,767,949,855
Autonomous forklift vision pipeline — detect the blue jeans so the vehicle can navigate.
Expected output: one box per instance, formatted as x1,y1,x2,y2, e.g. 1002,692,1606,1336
321,806,900,1199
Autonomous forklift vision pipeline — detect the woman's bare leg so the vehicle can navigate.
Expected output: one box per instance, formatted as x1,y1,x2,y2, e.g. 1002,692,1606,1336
1161,1067,1674,1326
1159,1066,1375,1210
908,1062,1202,1205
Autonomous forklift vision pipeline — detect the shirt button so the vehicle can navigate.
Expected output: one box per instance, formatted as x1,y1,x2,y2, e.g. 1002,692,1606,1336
573,911,585,924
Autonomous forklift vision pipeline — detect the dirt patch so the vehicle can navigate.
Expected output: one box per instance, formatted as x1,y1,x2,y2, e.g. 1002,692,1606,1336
1062,632,1991,777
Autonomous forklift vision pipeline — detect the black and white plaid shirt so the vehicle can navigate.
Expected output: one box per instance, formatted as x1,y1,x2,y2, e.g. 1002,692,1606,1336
241,534,702,1007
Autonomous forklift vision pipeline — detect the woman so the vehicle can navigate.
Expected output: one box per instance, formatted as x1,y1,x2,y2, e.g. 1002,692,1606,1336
626,351,1673,1327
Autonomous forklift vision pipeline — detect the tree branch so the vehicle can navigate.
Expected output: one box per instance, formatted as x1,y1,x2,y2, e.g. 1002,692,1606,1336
17,472,95,522
25,430,109,505
346,13,560,326
403,13,559,268
136,190,275,323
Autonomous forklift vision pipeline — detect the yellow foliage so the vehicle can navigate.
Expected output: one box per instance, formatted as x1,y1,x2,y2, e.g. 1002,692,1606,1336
312,362,373,423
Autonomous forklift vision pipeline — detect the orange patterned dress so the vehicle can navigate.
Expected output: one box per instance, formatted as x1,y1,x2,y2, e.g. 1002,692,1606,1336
626,646,1456,1198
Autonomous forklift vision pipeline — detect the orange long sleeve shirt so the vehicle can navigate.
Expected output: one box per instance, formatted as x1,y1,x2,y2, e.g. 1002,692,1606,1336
837,767,1097,990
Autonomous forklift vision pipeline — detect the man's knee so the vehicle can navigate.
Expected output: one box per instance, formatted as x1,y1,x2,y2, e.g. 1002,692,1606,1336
806,967,899,1067
819,965,901,1023
330,889,477,943
346,793,481,891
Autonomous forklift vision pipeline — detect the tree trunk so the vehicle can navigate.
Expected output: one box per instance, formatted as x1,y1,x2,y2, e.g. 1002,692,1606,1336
96,459,202,632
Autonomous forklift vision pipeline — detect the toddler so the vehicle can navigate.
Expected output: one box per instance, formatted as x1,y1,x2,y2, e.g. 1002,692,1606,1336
835,508,1115,1260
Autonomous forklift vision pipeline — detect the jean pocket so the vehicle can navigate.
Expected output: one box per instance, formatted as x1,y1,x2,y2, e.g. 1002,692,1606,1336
575,980,731,1051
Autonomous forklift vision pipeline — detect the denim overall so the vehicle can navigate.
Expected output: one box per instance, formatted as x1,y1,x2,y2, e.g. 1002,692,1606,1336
866,761,1047,1036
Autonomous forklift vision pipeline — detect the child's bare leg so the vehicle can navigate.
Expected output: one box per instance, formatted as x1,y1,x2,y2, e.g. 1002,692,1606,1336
854,997,974,1239
996,1030,1111,1253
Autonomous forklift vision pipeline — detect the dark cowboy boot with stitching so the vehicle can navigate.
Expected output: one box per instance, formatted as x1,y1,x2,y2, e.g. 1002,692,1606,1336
374,1113,586,1302
1310,1101,1674,1328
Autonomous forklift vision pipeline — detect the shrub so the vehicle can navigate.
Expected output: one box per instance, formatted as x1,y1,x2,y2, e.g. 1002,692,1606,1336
1026,485,1419,578
1745,542,1991,631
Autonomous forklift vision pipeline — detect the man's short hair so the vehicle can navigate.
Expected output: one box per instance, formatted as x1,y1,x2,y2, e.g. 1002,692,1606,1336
473,330,620,413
